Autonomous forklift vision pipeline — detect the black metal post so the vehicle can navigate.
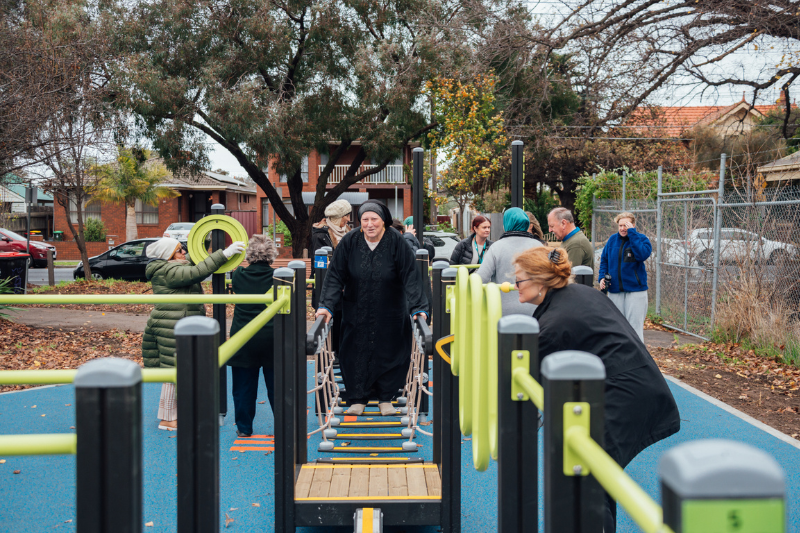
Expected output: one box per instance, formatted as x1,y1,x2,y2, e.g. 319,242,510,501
274,266,297,532
430,260,448,464
289,259,308,464
541,350,606,533
413,147,425,248
312,248,329,416
175,316,220,533
497,315,540,533
75,358,142,533
571,265,594,288
511,141,524,208
439,267,460,533
210,203,228,425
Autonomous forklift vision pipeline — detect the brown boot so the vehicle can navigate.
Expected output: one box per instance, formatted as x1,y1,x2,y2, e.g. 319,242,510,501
158,419,177,431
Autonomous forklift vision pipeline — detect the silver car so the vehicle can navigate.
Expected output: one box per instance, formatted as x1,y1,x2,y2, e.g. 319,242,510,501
162,222,195,243
424,231,460,262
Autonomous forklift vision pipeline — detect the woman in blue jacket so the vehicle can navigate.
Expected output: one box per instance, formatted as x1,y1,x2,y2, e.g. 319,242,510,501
598,212,652,342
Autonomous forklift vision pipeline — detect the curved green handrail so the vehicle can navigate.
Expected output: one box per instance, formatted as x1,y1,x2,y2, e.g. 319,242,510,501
457,267,473,435
470,273,488,470
451,266,469,376
485,283,502,461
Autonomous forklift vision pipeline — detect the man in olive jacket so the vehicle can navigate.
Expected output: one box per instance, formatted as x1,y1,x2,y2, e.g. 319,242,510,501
547,207,594,269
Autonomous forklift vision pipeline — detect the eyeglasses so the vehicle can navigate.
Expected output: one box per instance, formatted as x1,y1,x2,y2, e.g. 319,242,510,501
515,278,534,288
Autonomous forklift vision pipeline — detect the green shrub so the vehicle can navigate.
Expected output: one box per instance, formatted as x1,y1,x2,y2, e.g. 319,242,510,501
264,220,292,248
84,218,107,242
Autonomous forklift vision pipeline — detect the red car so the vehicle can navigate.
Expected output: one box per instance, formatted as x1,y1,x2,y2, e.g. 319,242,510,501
0,228,57,268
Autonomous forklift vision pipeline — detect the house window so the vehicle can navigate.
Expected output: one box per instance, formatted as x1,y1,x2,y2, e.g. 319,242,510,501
135,199,159,225
239,194,250,204
69,195,101,223
279,155,309,183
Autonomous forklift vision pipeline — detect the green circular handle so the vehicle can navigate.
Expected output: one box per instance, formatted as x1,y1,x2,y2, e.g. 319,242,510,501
186,215,249,274
471,273,490,472
485,283,502,461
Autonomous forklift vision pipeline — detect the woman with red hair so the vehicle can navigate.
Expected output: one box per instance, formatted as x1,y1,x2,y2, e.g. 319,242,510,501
449,215,493,265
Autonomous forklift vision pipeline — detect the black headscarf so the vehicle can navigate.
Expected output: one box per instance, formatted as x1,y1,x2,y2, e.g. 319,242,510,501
357,201,393,227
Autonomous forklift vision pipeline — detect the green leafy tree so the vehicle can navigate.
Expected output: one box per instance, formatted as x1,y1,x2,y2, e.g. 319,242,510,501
105,0,466,256
90,147,178,241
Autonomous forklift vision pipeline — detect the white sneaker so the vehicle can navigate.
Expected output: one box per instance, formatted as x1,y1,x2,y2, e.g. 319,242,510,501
346,403,366,416
379,402,396,416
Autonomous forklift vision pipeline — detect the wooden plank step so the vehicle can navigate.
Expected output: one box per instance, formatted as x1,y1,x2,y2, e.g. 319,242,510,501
295,463,441,501
316,457,423,464
330,433,408,440
336,421,404,428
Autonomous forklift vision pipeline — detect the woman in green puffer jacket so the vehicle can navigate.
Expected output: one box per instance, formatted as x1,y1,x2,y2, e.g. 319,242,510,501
142,237,245,431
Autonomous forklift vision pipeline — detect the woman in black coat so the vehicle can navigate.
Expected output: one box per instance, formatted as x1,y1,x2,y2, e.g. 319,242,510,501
315,201,429,417
449,215,493,265
513,246,680,533
228,234,278,437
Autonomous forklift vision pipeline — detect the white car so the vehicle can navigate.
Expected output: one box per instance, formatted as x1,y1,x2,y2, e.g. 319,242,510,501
424,231,460,262
163,222,196,243
655,228,797,267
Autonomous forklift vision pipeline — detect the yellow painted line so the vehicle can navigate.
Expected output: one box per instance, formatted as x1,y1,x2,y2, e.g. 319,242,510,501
300,464,437,469
332,447,410,451
322,457,413,462
363,508,374,533
335,433,404,437
230,446,274,452
240,435,273,439
340,422,402,426
233,440,273,444
296,495,441,501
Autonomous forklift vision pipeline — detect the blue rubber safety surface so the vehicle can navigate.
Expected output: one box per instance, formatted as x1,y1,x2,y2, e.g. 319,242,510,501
2,363,800,532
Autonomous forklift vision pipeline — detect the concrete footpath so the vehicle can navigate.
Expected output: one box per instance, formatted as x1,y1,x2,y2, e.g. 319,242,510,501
2,362,800,532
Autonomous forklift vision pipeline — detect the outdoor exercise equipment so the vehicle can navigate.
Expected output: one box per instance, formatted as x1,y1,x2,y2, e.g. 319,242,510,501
186,212,249,273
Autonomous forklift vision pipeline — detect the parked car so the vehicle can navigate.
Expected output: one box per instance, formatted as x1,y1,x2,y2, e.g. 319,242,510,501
424,231,460,262
73,238,159,281
163,222,196,243
0,228,57,268
681,228,797,267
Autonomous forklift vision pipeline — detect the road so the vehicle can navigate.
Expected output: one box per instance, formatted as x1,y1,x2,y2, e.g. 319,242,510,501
25,267,75,286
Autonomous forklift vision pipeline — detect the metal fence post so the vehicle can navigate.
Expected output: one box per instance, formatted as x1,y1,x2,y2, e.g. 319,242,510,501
511,141,524,208
711,154,726,325
497,315,540,533
440,267,460,533
416,248,431,419
175,316,220,533
622,170,627,212
273,266,297,531
656,166,662,315
430,260,449,464
541,351,606,533
211,203,228,426
312,248,329,416
75,358,142,533
47,249,55,286
289,259,308,464
413,147,425,248
660,440,785,533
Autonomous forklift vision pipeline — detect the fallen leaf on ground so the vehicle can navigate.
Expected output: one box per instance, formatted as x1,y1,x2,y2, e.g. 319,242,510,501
65,404,71,406
0,459,5,464
145,521,154,527
229,508,238,511
13,470,21,474
252,503,260,507
715,374,722,379
64,519,72,523
225,513,234,528
258,401,266,404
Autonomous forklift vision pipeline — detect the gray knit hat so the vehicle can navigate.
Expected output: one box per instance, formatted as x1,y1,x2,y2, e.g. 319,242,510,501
325,199,352,222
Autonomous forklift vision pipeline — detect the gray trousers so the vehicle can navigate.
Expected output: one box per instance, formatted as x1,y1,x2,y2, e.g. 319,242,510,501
608,290,648,343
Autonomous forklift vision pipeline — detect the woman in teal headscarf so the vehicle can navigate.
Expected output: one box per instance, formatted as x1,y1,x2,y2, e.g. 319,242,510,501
476,207,545,315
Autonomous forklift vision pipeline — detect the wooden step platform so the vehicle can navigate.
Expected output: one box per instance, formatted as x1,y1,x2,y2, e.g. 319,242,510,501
295,463,441,501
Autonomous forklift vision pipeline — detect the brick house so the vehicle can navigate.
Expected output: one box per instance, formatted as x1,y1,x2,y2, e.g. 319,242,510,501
52,171,257,260
258,143,418,235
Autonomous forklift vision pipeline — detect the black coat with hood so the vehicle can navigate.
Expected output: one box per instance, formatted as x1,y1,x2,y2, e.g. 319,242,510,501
449,233,493,265
533,283,680,468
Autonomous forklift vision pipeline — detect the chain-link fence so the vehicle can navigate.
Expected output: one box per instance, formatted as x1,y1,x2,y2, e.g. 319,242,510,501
593,171,800,340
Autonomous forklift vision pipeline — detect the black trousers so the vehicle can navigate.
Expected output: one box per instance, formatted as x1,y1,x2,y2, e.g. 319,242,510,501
230,366,275,435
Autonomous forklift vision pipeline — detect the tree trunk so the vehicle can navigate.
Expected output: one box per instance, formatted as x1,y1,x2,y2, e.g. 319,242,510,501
291,220,312,259
126,203,137,241
60,194,92,280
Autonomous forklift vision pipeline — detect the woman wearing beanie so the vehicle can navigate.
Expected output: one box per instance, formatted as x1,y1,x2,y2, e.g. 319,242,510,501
316,201,429,416
142,236,245,431
513,246,680,533
310,199,352,357
476,207,543,315
449,215,493,265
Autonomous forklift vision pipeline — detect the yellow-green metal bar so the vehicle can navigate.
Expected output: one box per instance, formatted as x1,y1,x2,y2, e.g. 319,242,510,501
566,429,674,533
306,278,315,285
0,368,176,385
0,434,77,456
429,264,480,271
0,294,274,305
142,368,177,383
218,295,290,366
512,369,544,410
0,370,77,385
